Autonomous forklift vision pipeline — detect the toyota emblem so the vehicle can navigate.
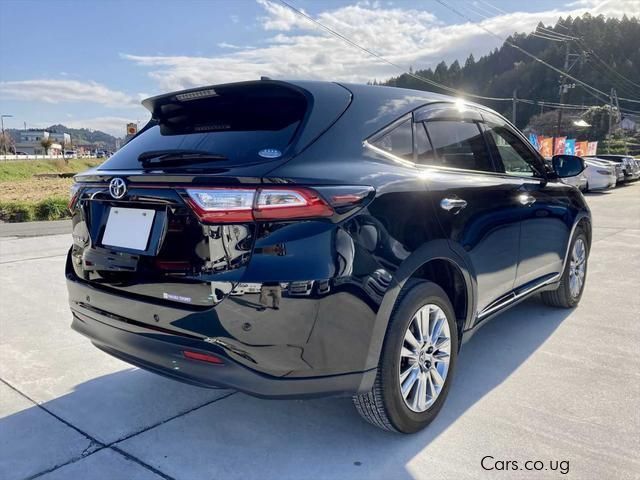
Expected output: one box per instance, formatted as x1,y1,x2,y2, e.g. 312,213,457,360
109,178,127,199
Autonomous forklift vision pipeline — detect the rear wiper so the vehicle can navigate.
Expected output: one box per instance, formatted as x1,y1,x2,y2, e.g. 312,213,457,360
138,149,227,166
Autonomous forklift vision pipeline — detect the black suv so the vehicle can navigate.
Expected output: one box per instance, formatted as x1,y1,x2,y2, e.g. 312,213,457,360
66,80,591,433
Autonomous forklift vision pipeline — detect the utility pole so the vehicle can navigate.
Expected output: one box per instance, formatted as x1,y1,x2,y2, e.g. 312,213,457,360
512,89,517,126
1,114,14,155
612,89,628,154
552,42,570,155
607,88,621,154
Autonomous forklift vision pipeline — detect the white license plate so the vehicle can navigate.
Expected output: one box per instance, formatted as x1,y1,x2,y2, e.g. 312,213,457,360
102,207,155,251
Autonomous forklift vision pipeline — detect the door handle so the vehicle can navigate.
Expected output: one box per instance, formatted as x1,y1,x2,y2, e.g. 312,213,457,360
517,193,536,206
440,197,468,212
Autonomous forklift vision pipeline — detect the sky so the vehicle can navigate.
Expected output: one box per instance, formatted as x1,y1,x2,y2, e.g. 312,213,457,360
0,0,638,137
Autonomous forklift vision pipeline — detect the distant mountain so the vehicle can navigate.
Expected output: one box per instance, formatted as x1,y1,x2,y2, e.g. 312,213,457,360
46,124,119,149
5,124,119,150
380,14,640,134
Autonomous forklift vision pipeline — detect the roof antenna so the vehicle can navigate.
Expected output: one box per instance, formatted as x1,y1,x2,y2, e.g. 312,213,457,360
260,76,272,81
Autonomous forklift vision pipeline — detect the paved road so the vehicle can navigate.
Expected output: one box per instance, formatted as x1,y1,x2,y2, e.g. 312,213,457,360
0,220,71,238
1,183,639,480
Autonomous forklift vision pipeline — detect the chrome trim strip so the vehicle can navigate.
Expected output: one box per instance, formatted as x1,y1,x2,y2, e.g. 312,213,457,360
363,141,546,182
477,216,585,320
478,278,552,319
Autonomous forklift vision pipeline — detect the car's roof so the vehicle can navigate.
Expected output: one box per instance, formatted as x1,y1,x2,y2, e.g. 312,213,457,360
143,79,499,138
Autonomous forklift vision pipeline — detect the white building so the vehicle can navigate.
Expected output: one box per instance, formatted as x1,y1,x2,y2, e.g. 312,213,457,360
14,130,70,155
620,117,637,132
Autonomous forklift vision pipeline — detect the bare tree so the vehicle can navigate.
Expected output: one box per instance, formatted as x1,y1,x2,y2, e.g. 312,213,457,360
40,137,53,157
0,132,14,155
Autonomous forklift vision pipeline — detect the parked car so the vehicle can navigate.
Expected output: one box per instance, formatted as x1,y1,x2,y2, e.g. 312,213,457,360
587,154,640,182
549,155,588,191
66,80,591,433
583,158,617,191
588,158,625,184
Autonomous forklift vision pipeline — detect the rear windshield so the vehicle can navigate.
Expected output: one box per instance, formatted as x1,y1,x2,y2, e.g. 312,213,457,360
100,84,307,170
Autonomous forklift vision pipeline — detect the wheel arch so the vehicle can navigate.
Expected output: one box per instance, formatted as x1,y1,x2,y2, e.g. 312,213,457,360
363,240,477,371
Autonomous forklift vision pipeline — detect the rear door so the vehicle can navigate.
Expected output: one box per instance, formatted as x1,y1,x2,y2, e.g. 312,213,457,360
413,105,522,315
481,113,571,288
69,81,351,313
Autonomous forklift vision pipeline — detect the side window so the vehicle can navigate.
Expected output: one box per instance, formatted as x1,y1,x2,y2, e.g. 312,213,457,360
424,120,493,172
485,124,541,177
415,122,436,164
372,119,413,161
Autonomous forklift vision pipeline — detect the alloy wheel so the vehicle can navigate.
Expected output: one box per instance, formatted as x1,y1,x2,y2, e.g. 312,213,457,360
569,238,586,298
399,304,451,413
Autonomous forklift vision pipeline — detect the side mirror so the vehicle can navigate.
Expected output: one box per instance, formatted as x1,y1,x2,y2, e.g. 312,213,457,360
552,154,585,178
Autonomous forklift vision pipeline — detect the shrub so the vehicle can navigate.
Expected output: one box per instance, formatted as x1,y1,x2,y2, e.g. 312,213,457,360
0,201,35,222
0,197,70,222
34,197,70,221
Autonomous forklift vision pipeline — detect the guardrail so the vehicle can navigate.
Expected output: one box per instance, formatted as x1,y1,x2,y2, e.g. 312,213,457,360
0,154,99,161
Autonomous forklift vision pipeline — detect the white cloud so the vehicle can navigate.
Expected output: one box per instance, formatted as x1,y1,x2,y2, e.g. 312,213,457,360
0,79,138,107
122,0,640,93
217,42,254,50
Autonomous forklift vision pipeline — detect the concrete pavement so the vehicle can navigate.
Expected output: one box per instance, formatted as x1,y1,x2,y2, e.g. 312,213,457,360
0,220,71,238
1,183,639,479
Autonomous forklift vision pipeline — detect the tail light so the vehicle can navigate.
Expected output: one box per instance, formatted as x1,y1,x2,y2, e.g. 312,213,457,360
68,183,83,211
185,186,372,223
183,350,224,365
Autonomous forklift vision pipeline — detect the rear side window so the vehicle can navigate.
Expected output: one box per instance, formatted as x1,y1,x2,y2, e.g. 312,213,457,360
424,120,493,172
415,123,436,164
371,119,413,161
100,84,307,170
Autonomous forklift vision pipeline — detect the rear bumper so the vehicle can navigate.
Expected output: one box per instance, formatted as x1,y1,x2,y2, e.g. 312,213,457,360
70,299,376,399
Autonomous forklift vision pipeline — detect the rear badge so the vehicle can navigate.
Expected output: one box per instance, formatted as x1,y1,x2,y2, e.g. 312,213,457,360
258,148,282,159
163,292,192,303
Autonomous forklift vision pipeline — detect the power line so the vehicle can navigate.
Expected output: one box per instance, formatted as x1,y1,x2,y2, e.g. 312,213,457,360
433,0,640,106
276,0,514,102
278,0,637,115
575,39,640,92
473,0,640,102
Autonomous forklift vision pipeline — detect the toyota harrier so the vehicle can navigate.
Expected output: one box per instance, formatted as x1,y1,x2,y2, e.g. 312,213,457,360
66,80,591,433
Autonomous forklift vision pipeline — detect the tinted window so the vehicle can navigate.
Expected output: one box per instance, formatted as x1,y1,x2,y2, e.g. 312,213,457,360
415,122,436,164
372,119,413,160
485,124,540,177
425,121,493,172
100,87,306,170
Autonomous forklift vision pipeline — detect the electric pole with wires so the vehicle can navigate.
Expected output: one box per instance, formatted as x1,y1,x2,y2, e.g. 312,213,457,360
552,42,581,154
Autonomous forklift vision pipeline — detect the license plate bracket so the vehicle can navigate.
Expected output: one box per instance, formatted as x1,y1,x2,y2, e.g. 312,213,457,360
102,207,156,251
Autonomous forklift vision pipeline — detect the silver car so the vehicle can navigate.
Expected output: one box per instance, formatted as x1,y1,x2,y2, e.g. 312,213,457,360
584,159,617,191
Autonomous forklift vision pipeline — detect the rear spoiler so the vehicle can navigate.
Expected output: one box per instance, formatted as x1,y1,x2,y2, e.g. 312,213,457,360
140,80,352,158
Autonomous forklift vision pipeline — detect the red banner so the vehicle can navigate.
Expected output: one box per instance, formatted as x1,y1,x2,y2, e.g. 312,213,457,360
553,137,567,156
575,141,589,156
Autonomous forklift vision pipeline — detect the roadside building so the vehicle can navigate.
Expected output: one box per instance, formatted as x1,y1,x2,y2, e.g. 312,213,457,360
13,130,70,155
620,116,637,132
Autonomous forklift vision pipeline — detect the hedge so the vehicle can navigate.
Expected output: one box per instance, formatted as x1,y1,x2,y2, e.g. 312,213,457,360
0,198,70,222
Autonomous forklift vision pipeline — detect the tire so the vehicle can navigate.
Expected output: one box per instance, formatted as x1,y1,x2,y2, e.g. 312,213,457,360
352,280,459,433
541,228,589,308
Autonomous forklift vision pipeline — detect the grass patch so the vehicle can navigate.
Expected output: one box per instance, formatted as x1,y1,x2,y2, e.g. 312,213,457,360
0,197,70,222
0,158,102,182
